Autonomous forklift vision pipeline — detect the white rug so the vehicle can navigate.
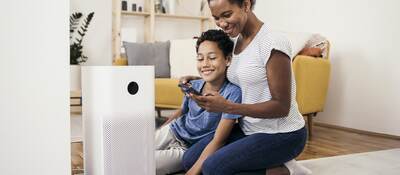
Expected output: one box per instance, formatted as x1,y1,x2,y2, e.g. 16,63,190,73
74,149,400,175
300,148,400,175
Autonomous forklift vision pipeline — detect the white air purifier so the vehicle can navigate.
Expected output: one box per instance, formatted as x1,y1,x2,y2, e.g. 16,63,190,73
82,66,155,175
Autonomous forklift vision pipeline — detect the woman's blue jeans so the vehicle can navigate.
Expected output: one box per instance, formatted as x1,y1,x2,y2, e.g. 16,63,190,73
182,124,307,175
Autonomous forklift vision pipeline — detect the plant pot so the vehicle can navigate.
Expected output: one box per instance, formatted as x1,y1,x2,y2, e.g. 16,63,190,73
70,65,81,91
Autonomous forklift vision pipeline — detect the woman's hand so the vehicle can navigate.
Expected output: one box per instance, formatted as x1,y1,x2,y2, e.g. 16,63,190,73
190,92,231,113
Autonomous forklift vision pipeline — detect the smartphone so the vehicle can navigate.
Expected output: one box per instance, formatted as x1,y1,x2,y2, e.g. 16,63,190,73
178,83,202,96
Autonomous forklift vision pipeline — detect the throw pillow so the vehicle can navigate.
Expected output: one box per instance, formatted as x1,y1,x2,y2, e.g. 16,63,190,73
299,47,323,57
169,39,199,78
123,41,170,78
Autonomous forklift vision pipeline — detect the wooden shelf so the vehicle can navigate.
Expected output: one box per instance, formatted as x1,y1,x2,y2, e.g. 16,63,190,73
112,0,214,60
121,11,210,21
70,90,82,114
70,90,81,98
121,11,151,17
155,13,210,20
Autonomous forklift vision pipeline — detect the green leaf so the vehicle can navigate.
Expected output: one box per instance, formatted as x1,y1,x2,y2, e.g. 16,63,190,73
69,12,94,65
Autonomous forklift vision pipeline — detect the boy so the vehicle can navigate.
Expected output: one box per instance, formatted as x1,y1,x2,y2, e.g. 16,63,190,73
155,29,241,175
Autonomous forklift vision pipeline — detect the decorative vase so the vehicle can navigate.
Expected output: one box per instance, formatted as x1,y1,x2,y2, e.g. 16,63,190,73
155,0,163,13
169,0,176,14
70,65,81,91
200,0,207,16
163,0,176,14
122,0,128,11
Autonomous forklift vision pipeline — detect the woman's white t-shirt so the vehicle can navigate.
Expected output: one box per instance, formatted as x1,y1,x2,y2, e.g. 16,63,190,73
227,24,305,135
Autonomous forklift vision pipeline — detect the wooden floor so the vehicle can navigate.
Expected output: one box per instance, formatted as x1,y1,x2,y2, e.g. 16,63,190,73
297,125,400,160
71,125,400,174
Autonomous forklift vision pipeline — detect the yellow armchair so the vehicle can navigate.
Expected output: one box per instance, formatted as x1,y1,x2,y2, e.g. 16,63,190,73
292,55,331,137
154,78,184,117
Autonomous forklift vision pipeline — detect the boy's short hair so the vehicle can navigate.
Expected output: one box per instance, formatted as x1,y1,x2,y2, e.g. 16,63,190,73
196,29,234,58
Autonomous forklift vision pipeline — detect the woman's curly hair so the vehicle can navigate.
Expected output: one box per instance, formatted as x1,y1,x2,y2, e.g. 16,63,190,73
196,29,234,58
208,0,256,10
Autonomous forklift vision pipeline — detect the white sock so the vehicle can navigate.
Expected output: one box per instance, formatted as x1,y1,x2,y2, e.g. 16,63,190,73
284,159,312,175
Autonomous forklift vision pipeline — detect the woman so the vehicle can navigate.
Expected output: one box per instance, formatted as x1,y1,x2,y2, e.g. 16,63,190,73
181,0,311,174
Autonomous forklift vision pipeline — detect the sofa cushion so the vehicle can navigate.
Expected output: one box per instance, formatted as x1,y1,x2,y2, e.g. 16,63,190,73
169,39,199,78
276,31,313,59
155,78,184,108
123,41,170,78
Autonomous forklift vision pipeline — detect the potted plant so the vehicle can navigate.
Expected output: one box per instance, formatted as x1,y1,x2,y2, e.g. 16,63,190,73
69,12,94,91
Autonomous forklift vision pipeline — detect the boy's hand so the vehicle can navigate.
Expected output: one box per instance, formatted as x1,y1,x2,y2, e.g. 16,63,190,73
179,75,201,85
190,92,230,113
161,109,182,127
161,116,175,127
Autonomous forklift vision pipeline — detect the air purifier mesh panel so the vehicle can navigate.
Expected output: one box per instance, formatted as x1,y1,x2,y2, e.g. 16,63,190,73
103,114,155,175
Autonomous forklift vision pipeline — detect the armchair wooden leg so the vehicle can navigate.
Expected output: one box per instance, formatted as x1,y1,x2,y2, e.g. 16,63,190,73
307,114,313,138
156,108,162,118
306,113,316,139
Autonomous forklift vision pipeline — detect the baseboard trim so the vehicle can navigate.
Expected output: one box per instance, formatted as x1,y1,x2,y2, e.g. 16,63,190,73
314,122,400,140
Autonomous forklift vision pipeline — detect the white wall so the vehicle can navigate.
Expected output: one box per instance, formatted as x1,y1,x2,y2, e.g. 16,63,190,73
0,0,70,174
71,0,113,65
255,0,400,136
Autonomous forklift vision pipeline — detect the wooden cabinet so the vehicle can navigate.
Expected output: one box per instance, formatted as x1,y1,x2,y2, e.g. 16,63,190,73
112,0,214,61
